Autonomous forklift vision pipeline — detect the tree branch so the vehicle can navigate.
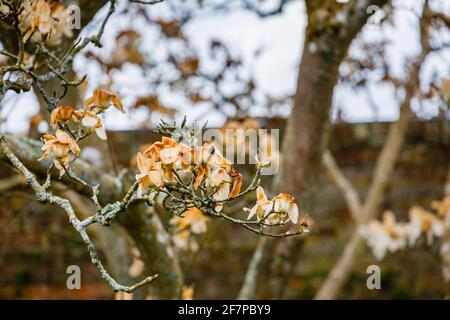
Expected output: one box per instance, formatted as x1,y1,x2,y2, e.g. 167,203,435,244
322,149,362,223
0,135,158,293
314,1,432,299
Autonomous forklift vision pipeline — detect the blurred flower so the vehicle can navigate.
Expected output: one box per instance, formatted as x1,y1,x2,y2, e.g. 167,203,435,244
46,2,74,46
360,211,408,260
115,292,133,300
23,0,53,42
181,285,194,300
432,196,450,220
170,207,209,234
409,206,445,245
362,202,450,260
172,230,198,252
128,247,145,278
170,208,209,253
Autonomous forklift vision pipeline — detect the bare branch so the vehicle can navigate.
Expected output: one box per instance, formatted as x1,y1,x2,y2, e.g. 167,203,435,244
322,149,362,223
0,135,158,293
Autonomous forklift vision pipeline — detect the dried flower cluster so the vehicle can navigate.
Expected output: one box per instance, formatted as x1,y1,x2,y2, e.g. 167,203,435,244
39,89,123,175
361,196,450,259
0,0,309,295
133,120,307,239
170,207,209,251
135,135,243,207
0,0,74,45
246,186,299,225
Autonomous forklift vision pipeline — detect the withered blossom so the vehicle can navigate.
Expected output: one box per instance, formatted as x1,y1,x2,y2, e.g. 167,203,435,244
73,109,107,140
38,129,80,177
84,89,125,113
50,106,75,128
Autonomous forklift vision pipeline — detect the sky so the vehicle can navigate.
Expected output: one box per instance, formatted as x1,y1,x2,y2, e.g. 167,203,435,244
1,0,449,133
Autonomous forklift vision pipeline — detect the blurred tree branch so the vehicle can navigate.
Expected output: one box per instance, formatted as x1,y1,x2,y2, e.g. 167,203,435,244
0,132,184,298
322,149,362,223
241,0,390,299
315,0,437,299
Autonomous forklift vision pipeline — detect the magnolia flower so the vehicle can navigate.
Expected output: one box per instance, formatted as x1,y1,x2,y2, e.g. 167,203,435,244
265,212,286,225
135,152,164,197
409,207,445,245
273,193,299,224
192,142,232,189
360,212,408,260
142,137,183,181
432,196,450,220
73,109,107,140
50,106,74,128
245,187,300,224
193,165,208,190
170,207,209,234
176,143,194,170
38,129,80,177
213,182,231,212
170,208,209,253
46,3,73,46
229,172,243,198
207,150,232,172
246,186,272,220
207,167,229,187
22,0,52,40
360,221,400,260
172,230,198,252
159,147,179,165
84,89,124,113
143,137,177,161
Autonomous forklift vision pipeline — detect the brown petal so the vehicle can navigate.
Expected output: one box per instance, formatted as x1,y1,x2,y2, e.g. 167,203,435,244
229,173,243,198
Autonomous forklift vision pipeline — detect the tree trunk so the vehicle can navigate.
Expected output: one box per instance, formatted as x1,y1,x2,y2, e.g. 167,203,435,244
246,0,389,299
0,134,183,299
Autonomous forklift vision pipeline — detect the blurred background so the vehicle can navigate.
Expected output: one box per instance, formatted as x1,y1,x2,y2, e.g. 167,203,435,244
0,0,449,299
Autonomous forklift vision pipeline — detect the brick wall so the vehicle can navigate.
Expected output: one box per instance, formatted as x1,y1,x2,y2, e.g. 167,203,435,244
0,119,448,299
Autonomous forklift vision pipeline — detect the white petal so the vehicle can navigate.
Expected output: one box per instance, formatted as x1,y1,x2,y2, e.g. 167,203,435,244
247,205,257,220
95,127,107,140
82,115,98,127
288,203,299,224
213,183,230,202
